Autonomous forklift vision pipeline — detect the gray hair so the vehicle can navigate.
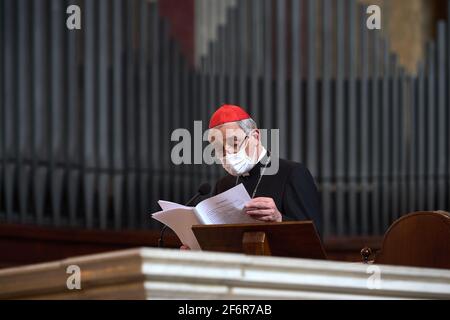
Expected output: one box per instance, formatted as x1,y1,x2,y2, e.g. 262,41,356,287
207,118,258,143
237,118,258,134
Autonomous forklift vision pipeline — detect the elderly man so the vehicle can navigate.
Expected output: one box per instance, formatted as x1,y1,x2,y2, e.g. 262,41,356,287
181,104,322,249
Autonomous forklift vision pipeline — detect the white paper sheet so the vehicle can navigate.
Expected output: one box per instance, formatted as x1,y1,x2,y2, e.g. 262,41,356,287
152,208,202,250
195,183,260,224
158,200,192,211
152,184,261,251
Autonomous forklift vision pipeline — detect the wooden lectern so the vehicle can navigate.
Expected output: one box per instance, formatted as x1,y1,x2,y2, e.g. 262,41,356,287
192,221,327,260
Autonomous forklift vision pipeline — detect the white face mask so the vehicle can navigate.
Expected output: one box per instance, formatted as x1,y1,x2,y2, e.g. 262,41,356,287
220,139,257,176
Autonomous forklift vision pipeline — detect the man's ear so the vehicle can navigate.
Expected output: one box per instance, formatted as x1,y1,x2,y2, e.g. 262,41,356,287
249,129,261,152
252,129,260,141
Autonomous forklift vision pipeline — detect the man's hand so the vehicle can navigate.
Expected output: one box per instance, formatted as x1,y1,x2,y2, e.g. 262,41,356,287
180,245,191,250
244,197,282,222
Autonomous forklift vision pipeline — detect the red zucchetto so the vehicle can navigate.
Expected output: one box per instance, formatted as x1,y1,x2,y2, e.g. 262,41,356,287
208,104,251,129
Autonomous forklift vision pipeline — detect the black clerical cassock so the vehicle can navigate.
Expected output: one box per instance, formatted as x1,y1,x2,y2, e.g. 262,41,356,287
213,156,323,237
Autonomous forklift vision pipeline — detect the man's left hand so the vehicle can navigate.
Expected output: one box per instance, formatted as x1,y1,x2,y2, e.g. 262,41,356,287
244,197,282,222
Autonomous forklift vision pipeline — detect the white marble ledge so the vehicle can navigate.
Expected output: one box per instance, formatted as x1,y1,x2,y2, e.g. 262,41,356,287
139,248,450,299
0,247,449,300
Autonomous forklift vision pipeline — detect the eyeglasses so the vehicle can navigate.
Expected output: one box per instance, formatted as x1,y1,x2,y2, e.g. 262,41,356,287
211,135,249,158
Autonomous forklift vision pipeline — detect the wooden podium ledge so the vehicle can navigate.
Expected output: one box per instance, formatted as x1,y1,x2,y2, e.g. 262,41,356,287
0,247,449,300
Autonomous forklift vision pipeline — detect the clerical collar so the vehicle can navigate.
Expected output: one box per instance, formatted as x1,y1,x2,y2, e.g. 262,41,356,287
235,149,271,198
241,148,268,177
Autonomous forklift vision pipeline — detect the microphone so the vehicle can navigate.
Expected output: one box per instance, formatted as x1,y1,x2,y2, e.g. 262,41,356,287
185,183,212,207
158,182,212,248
